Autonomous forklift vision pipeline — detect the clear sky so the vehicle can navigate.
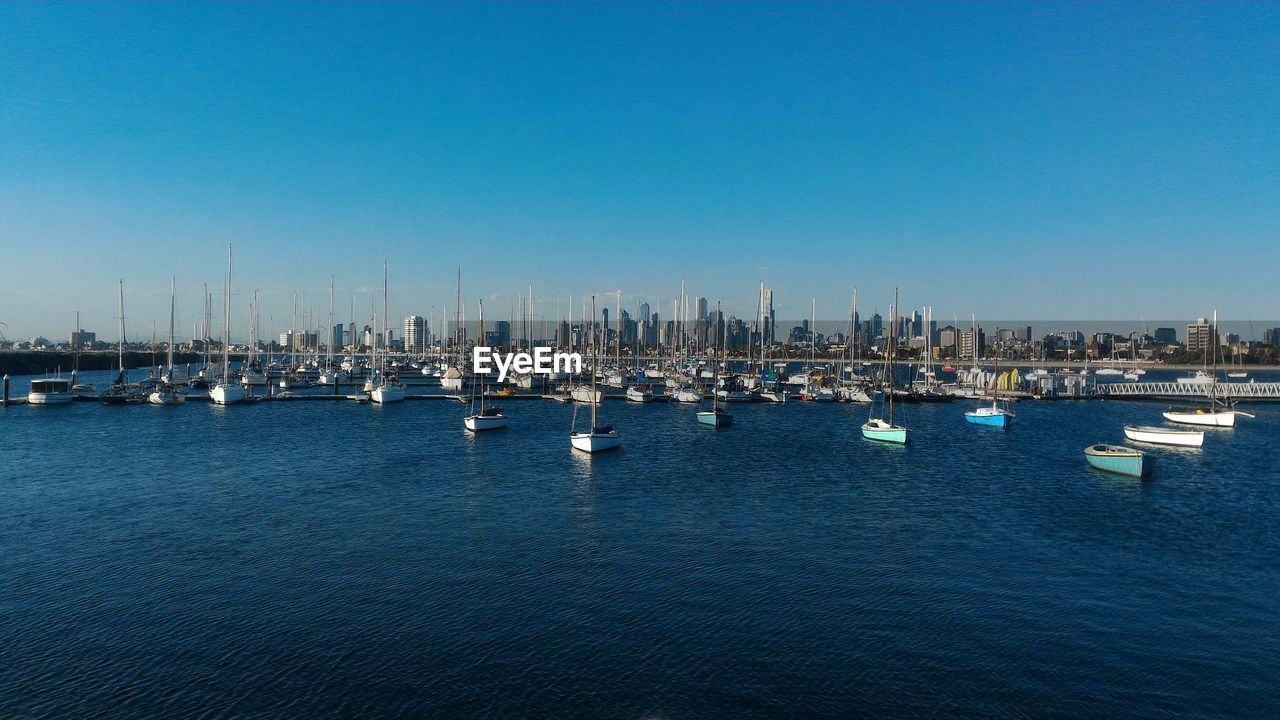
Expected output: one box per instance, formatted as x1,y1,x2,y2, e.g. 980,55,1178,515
1,2,1277,341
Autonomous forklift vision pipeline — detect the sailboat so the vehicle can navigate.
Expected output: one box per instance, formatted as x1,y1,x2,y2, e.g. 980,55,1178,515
210,247,248,405
862,289,908,443
149,277,187,405
964,327,1012,428
697,302,733,427
100,280,142,405
440,269,465,392
570,295,622,453
1163,310,1252,427
465,298,508,431
371,261,406,404
70,311,97,400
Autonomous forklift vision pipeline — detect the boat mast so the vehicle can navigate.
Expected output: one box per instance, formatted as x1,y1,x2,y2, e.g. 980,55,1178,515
590,295,599,430
478,298,486,413
889,288,897,426
167,277,176,375
117,279,126,378
222,246,232,384
327,276,335,369
381,261,389,380
713,301,722,412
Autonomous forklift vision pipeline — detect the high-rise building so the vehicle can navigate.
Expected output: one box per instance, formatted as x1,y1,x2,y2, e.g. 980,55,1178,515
762,288,775,344
1263,327,1280,348
69,330,96,347
1187,318,1214,355
331,324,344,351
960,328,986,360
404,315,428,355
1154,327,1177,345
493,320,511,348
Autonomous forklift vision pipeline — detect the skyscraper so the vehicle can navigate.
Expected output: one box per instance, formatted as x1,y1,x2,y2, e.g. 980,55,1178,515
404,315,428,355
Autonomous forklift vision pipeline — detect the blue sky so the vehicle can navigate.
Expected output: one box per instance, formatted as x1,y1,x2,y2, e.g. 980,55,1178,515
1,2,1277,340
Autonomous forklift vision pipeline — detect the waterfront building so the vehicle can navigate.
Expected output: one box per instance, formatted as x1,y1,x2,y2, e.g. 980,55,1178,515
1187,318,1215,355
404,315,428,355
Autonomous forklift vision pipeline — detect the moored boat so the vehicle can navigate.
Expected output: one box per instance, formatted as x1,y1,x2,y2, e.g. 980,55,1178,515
964,403,1012,428
1123,425,1204,447
861,418,907,444
28,378,73,405
1162,407,1246,427
1084,444,1151,478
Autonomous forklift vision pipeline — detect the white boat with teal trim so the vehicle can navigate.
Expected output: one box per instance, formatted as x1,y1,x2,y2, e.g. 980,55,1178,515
862,289,908,445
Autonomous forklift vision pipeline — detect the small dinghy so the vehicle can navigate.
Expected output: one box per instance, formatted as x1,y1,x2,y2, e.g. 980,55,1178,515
1084,444,1151,478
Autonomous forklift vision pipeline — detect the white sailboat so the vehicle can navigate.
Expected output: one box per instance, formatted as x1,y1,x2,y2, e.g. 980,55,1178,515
1163,310,1252,427
149,277,187,405
570,295,622,453
210,246,247,405
862,289,907,444
441,269,465,392
371,261,406,404
465,298,508,431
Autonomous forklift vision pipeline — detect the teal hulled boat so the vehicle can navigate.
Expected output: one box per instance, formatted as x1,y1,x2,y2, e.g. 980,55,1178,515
861,418,907,444
696,409,733,427
1084,444,1151,478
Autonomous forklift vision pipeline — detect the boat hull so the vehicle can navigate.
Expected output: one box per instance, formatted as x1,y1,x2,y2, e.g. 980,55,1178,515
696,410,733,427
861,422,907,444
210,383,247,405
964,409,1010,428
1123,426,1204,447
27,392,73,405
1162,409,1236,427
1084,445,1151,477
148,391,186,406
371,384,406,404
465,414,508,431
570,431,622,453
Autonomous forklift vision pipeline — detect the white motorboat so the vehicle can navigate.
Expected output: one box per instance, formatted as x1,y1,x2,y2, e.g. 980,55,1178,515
670,385,702,403
570,385,601,403
148,384,187,405
1123,425,1204,447
27,378,73,405
626,385,653,403
1177,370,1215,385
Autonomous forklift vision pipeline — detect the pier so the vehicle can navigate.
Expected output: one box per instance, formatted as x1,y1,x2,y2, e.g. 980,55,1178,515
1098,381,1280,402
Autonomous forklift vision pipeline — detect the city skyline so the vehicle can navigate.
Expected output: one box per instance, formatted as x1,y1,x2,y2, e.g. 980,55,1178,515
2,4,1278,336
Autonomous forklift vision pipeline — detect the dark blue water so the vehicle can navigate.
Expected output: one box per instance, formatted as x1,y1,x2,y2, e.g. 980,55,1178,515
2,373,1277,718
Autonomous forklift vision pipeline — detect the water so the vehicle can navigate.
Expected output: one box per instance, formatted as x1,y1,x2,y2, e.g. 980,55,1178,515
2,378,1278,718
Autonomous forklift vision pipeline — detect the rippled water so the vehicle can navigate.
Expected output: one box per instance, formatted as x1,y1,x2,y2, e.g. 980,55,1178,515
2,371,1277,718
